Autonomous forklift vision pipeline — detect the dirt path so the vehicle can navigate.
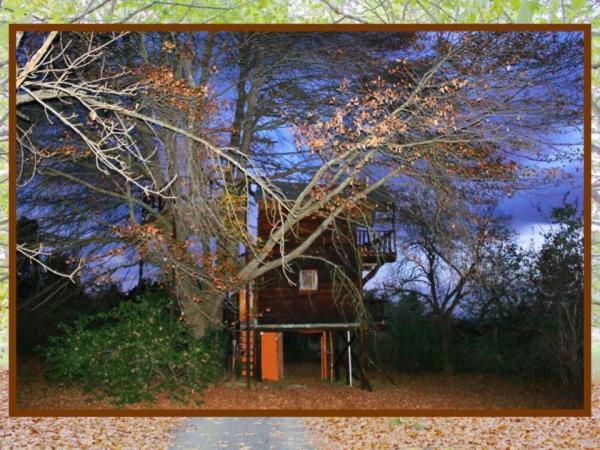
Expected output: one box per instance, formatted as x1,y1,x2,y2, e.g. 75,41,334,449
170,418,314,450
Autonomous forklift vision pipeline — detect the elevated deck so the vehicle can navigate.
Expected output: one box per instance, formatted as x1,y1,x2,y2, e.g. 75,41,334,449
356,228,397,264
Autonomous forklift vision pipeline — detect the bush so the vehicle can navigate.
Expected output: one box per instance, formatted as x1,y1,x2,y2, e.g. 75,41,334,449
44,291,228,405
370,294,444,373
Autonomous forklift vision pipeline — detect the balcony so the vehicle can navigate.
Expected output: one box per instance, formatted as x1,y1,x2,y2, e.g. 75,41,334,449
356,228,397,264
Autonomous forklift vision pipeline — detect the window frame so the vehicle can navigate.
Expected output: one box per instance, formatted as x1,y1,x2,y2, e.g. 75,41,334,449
299,269,318,292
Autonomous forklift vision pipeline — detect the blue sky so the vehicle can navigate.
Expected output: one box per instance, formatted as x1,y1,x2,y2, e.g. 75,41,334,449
498,127,583,248
17,31,583,295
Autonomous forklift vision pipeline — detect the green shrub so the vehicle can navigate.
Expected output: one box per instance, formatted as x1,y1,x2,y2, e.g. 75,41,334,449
370,294,444,373
43,291,227,406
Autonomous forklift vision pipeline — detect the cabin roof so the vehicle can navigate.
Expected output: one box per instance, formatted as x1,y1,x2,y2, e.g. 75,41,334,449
255,181,394,205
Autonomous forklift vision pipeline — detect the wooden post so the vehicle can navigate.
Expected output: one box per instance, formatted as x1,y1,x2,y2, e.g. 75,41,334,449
254,328,261,384
321,331,327,381
359,324,367,390
245,284,251,389
346,329,353,387
329,331,334,382
333,331,340,381
230,332,237,379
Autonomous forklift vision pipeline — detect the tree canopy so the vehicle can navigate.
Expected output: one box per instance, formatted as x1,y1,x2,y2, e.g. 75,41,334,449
16,30,583,336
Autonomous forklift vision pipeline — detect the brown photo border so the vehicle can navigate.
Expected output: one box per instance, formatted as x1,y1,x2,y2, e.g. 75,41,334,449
8,23,592,418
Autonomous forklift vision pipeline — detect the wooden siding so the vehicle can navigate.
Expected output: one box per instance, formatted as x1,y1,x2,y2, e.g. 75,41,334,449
256,204,362,325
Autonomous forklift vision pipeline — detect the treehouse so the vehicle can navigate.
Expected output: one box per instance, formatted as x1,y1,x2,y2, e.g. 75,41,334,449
235,182,396,389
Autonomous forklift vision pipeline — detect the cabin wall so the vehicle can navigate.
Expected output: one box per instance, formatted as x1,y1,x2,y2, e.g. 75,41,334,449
256,204,361,325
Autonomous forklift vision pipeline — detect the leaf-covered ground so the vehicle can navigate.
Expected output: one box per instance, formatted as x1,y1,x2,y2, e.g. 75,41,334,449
304,389,600,450
1,371,182,449
17,362,582,410
4,365,600,449
304,380,600,449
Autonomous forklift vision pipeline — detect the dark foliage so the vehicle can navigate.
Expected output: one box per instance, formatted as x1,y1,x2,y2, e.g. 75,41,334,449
44,291,228,405
371,293,575,381
16,217,127,352
370,203,583,387
369,294,444,373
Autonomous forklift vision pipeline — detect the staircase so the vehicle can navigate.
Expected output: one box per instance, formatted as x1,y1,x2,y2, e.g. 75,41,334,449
238,286,256,379
239,328,256,378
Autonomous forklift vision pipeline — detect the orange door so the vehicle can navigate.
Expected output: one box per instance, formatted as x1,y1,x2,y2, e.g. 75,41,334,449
261,332,283,381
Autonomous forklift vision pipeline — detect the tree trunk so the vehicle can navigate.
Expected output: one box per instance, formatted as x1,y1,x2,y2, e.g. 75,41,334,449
229,37,252,152
170,212,224,337
176,273,223,338
198,32,215,88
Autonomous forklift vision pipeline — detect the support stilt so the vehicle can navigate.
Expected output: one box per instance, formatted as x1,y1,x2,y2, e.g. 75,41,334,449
346,330,353,387
359,325,368,390
333,331,340,381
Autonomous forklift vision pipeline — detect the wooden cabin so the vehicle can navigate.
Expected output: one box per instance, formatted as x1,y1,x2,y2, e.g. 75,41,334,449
236,182,396,389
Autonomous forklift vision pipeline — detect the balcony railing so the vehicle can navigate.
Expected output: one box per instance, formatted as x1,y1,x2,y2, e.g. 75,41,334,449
356,228,396,260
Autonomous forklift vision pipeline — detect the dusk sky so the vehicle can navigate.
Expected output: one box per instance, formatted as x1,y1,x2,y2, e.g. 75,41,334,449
17,31,584,293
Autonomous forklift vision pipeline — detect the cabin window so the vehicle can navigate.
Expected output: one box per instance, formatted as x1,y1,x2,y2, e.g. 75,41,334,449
299,269,318,292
